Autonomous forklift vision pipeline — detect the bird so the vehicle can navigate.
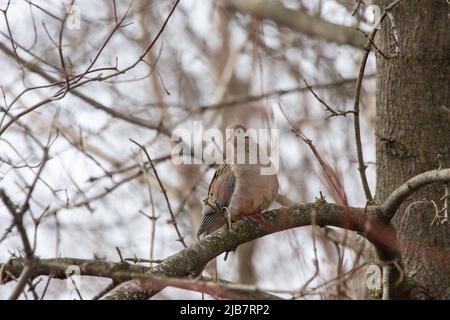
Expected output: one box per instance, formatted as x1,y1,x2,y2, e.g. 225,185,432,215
197,124,279,238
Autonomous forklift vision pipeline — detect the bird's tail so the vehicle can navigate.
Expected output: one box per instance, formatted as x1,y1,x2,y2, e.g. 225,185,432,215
197,209,221,239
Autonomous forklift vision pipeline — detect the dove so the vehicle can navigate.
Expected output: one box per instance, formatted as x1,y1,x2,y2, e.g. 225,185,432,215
197,124,279,238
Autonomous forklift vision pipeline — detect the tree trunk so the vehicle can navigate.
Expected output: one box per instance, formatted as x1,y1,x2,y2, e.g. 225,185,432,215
375,0,450,299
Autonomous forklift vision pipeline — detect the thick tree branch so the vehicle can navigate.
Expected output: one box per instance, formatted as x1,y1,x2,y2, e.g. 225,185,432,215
101,201,395,299
1,258,149,283
379,168,450,221
222,0,366,48
2,170,447,299
102,167,450,299
1,201,386,299
0,258,281,300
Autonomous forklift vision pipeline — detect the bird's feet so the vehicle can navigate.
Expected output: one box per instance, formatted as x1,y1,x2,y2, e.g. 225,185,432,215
222,207,233,232
243,212,267,224
223,244,239,261
224,251,230,261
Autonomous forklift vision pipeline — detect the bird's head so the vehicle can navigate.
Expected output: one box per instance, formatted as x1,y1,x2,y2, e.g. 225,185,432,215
226,124,249,142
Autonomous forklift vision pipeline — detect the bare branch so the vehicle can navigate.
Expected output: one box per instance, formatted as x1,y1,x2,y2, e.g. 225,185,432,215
222,0,366,48
1,257,282,300
0,0,181,137
130,139,187,248
3,163,448,301
0,0,21,65
351,0,406,203
101,200,396,299
303,80,355,119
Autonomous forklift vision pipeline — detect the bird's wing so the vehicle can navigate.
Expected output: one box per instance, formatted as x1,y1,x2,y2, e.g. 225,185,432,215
197,164,236,237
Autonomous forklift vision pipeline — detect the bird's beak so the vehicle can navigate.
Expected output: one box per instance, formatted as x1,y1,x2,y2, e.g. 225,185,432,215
226,134,234,143
226,131,249,142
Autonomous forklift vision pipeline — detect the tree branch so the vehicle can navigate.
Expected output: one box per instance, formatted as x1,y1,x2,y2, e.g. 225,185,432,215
351,0,406,203
2,169,447,299
222,0,366,48
130,139,187,248
0,41,171,137
101,200,395,299
0,258,282,300
380,168,450,221
1,201,385,299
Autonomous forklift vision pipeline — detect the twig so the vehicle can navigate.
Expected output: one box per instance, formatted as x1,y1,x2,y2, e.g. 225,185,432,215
39,276,52,300
27,278,41,300
44,170,143,218
137,153,158,266
278,103,348,205
69,0,135,86
356,27,395,59
194,75,374,114
351,0,364,16
24,0,62,21
68,274,83,300
0,0,180,137
303,80,355,119
129,138,187,248
56,0,75,89
0,0,21,65
353,51,373,202
323,227,366,257
124,257,163,264
300,211,320,291
0,142,50,299
116,247,124,263
352,0,406,202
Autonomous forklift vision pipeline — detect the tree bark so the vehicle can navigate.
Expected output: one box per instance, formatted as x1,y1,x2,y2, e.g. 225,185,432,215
375,0,450,299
